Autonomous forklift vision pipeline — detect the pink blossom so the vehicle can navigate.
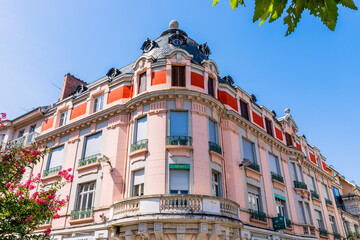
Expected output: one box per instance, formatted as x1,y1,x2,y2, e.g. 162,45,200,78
43,228,51,235
53,213,60,219
67,168,72,172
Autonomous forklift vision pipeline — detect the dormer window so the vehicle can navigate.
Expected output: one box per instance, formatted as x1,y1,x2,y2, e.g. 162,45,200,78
208,77,215,97
93,95,104,113
138,72,147,94
265,118,273,137
59,110,68,127
172,66,185,87
168,32,186,46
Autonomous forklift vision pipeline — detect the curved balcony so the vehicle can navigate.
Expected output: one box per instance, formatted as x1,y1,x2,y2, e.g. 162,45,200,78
110,194,240,224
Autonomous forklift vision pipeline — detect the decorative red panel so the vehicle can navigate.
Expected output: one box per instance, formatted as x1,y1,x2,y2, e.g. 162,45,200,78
42,117,54,132
296,143,302,151
309,152,317,164
107,85,133,104
322,161,327,171
191,72,204,88
217,90,238,111
70,102,87,120
275,127,283,141
251,111,264,129
152,70,167,85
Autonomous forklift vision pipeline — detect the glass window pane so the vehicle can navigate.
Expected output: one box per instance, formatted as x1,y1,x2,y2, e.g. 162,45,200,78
135,116,147,141
48,145,64,169
83,132,102,158
170,112,188,136
243,139,256,163
209,120,217,143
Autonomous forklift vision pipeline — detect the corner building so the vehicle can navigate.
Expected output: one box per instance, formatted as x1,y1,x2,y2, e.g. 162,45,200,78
0,21,345,240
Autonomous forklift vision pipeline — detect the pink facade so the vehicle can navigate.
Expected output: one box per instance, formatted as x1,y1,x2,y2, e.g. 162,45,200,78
0,21,346,240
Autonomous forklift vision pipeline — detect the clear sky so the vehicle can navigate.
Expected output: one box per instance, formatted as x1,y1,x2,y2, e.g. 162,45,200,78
0,1,359,184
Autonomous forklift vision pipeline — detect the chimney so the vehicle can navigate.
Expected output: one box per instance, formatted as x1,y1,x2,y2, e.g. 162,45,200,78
60,73,88,101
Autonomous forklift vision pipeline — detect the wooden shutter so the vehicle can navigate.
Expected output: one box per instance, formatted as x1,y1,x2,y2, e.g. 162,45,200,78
172,66,185,87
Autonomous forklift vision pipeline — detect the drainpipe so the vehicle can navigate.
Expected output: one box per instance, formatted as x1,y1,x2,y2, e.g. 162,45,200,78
122,113,131,199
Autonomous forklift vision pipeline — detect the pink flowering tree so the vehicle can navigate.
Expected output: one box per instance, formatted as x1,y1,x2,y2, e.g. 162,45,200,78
0,113,74,239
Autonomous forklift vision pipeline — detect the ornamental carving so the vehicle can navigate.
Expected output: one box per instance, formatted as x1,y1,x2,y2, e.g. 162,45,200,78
141,38,157,53
198,42,211,58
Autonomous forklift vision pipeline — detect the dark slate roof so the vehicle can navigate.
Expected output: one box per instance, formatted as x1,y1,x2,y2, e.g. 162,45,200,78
140,28,209,64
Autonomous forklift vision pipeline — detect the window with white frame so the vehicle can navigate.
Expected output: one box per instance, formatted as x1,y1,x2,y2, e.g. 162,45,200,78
329,215,338,233
298,201,306,224
208,119,218,144
242,139,256,163
275,197,287,218
83,132,102,158
170,111,188,136
93,94,104,113
132,169,144,197
212,170,222,197
248,185,261,212
58,110,68,127
322,183,330,200
135,116,147,142
76,182,96,211
307,175,317,193
315,210,325,229
138,72,147,94
269,153,281,175
304,202,313,224
47,145,64,170
169,164,189,194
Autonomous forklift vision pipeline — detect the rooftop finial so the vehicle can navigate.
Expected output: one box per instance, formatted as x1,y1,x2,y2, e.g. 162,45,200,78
284,108,290,114
169,20,179,29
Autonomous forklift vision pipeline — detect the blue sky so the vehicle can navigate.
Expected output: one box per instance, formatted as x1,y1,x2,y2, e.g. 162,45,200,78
1,1,359,184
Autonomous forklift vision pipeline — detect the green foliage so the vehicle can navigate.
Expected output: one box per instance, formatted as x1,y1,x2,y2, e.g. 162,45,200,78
348,232,360,240
212,0,358,36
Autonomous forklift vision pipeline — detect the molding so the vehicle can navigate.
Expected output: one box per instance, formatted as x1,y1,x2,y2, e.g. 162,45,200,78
245,167,262,182
69,217,94,225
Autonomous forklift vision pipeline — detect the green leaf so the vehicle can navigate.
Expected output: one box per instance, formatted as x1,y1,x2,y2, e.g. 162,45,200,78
253,0,273,22
340,0,358,10
269,0,288,22
239,0,246,6
212,0,220,6
230,0,239,9
283,0,305,36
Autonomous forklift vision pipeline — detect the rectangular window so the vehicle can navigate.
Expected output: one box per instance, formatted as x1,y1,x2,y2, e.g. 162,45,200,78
83,132,102,158
240,100,249,120
276,198,287,218
170,169,189,194
138,72,147,94
93,95,104,113
307,176,317,192
298,201,306,224
269,154,280,175
59,110,68,127
170,111,188,136
344,221,350,235
285,133,293,146
47,145,64,170
315,210,324,229
248,185,261,212
132,169,144,196
305,202,313,224
322,183,330,200
18,130,25,138
242,139,256,163
30,125,36,133
212,170,222,197
135,116,147,142
76,182,95,211
172,66,185,87
317,157,322,168
329,216,338,233
208,77,214,97
265,118,273,136
208,119,218,144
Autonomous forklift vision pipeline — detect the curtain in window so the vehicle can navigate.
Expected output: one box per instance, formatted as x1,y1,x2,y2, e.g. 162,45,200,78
170,112,188,136
48,145,64,169
135,116,147,142
83,132,102,158
170,169,189,191
243,139,256,163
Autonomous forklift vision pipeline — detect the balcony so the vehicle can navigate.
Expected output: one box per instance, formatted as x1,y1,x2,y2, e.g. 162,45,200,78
130,139,148,152
271,172,284,183
311,191,319,199
247,162,260,172
111,194,240,223
43,165,62,177
294,181,307,190
333,233,341,239
166,136,192,146
294,181,310,199
209,141,222,155
325,198,333,205
70,208,94,225
249,209,267,222
319,228,328,237
78,153,101,167
9,132,39,148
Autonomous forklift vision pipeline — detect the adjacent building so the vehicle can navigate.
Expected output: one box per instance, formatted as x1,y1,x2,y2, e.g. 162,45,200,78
0,21,351,240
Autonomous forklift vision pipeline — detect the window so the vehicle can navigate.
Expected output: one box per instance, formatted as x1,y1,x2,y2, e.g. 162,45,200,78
269,154,280,175
276,198,287,218
307,176,317,193
138,72,147,94
248,186,261,212
172,66,185,87
208,77,214,97
304,202,313,224
315,210,324,229
18,130,25,138
329,216,338,233
316,157,322,168
83,132,102,158
298,201,306,224
240,100,249,120
265,118,273,136
291,162,304,182
93,95,104,113
135,116,147,142
58,110,68,127
242,139,256,163
170,112,188,136
344,221,350,235
76,182,95,211
47,145,64,170
208,119,218,144
285,133,293,146
212,170,222,197
132,169,144,196
30,125,36,133
322,183,330,200
170,168,189,194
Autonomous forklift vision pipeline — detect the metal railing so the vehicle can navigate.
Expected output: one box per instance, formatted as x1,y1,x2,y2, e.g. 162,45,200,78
319,228,328,237
249,209,267,222
333,233,341,239
286,219,292,228
78,153,101,167
70,208,94,220
9,132,39,148
294,181,308,190
325,198,333,205
209,141,222,155
166,136,192,146
311,191,320,200
271,172,284,183
247,163,260,172
130,139,148,152
43,165,62,177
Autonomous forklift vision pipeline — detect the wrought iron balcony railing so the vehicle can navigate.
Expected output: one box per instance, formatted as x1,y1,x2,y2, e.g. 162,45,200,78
43,165,62,177
9,132,39,148
78,153,101,167
247,162,260,172
271,172,284,183
294,181,308,190
130,139,148,152
70,208,94,220
166,136,192,146
249,209,267,222
311,191,320,200
209,141,222,155
319,228,328,237
333,233,341,239
325,198,333,205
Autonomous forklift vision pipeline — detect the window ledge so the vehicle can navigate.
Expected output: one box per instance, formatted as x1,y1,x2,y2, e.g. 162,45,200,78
37,223,51,229
326,203,335,212
272,179,286,192
42,174,60,184
294,188,310,199
312,197,321,207
245,167,262,182
165,145,193,150
129,148,148,157
76,162,101,172
69,217,94,225
209,150,223,160
250,218,268,225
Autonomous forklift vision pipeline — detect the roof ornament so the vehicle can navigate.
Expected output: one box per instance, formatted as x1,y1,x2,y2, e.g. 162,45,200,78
71,84,88,99
169,20,179,29
106,67,121,83
284,108,290,114
250,94,257,103
168,30,187,46
141,38,157,53
223,75,234,86
198,42,211,58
